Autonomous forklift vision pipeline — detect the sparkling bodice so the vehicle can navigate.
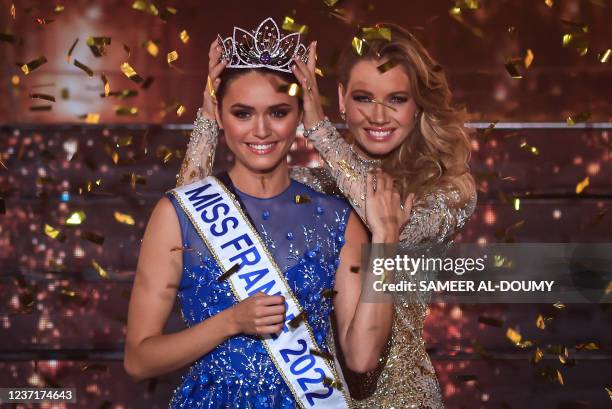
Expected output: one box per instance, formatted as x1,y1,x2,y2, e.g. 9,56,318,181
167,179,351,409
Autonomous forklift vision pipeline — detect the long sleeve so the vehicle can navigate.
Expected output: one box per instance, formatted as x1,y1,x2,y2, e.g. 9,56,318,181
176,108,219,187
306,120,379,227
400,187,477,247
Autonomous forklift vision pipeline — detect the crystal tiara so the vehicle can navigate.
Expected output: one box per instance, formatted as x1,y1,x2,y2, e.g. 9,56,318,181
217,17,309,73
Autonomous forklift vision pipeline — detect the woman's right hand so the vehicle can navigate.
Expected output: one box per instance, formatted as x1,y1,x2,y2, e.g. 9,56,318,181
291,41,326,130
228,293,286,336
201,39,228,120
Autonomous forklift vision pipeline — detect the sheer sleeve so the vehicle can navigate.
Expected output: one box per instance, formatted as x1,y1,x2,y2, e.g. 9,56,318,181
305,120,376,227
400,187,477,247
176,108,219,187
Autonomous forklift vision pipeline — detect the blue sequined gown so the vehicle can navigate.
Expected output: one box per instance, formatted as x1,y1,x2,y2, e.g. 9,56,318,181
166,179,351,409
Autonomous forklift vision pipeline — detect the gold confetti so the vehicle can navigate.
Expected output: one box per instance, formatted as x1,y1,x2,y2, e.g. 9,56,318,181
66,38,78,61
351,37,364,56
310,348,334,361
29,93,55,102
524,49,534,68
562,30,589,56
323,0,340,6
545,0,553,7
101,73,110,97
179,29,189,44
288,311,307,328
321,288,338,298
167,50,178,64
377,59,397,73
575,342,599,350
114,211,135,225
287,83,300,97
556,370,564,385
92,259,109,278
35,17,54,25
120,62,144,83
217,263,240,282
448,9,484,39
10,3,16,19
456,0,480,9
143,40,159,57
117,135,133,147
44,224,65,241
114,106,139,116
520,141,539,155
176,104,186,117
536,314,546,329
598,49,611,63
372,98,397,112
282,16,308,34
506,327,522,344
567,111,591,126
86,36,111,57
132,0,158,16
74,59,94,77
533,347,544,363
512,197,520,211
29,105,52,111
553,301,565,309
477,316,503,327
575,176,590,194
362,26,391,41
54,5,64,14
504,59,523,79
323,376,344,390
82,231,104,245
315,67,324,77
20,56,48,75
66,211,86,226
294,194,311,204
84,113,100,124
11,75,19,86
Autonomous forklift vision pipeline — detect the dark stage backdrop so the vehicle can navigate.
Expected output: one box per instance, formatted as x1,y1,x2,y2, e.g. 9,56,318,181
0,1,611,408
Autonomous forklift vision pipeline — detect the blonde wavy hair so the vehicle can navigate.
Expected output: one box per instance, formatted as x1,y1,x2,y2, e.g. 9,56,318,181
337,23,475,207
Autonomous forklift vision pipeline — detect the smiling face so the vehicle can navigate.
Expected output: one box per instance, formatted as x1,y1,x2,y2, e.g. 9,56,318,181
216,70,302,174
339,59,419,157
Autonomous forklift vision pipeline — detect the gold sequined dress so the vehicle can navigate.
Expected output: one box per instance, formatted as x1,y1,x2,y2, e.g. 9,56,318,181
177,111,477,409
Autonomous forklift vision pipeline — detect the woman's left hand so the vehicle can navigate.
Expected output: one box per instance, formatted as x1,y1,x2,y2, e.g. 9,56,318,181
291,41,326,129
366,169,414,243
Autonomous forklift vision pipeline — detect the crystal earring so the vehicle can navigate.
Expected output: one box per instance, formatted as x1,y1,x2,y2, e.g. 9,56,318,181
340,110,346,121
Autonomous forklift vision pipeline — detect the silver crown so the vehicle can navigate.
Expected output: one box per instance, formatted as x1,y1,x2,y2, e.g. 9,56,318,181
218,17,309,73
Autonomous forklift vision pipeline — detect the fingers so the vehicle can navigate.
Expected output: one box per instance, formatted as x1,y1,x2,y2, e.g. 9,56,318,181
256,323,284,334
366,170,376,198
307,41,317,72
255,314,285,326
253,293,285,306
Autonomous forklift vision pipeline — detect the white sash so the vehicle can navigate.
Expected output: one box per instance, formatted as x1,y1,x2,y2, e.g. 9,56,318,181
170,176,351,409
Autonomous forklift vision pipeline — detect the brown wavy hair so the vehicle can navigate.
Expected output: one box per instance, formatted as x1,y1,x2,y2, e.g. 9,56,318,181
337,23,475,207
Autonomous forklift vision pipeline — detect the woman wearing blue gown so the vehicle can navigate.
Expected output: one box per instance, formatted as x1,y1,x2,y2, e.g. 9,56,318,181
124,18,401,409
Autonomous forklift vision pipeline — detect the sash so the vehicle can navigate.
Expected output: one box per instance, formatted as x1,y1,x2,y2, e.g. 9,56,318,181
170,176,351,409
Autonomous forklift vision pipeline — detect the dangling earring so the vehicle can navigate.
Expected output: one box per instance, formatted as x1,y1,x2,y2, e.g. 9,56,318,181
340,110,346,121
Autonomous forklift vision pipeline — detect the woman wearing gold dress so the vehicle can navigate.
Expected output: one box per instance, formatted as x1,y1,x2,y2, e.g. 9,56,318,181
177,24,476,409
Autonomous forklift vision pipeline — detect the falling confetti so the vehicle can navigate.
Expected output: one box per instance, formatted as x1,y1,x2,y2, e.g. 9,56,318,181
66,211,86,226
179,29,189,43
167,50,178,64
120,62,144,83
566,111,591,126
44,224,66,242
575,176,590,194
20,56,48,75
114,211,135,225
91,259,109,279
74,59,94,77
282,16,308,34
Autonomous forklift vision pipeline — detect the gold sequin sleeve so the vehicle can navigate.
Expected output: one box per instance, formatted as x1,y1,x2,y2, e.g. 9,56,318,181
176,108,219,187
306,121,373,226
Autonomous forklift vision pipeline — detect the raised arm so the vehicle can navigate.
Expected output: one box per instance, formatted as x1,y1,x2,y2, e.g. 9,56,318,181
176,39,227,187
291,43,371,226
332,211,395,373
